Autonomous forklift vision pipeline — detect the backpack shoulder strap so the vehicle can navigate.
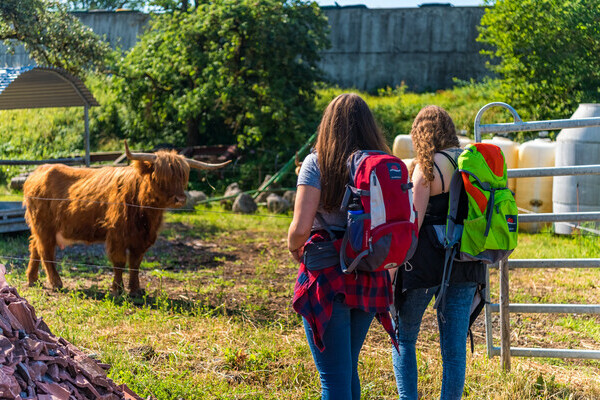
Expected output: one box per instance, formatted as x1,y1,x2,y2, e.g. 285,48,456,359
445,170,465,245
433,169,465,315
435,150,461,193
437,149,459,169
432,161,446,192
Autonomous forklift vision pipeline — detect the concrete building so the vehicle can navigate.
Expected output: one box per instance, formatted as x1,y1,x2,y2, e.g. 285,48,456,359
0,6,490,92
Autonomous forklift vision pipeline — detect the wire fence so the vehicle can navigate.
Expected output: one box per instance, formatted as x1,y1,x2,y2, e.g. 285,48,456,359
0,187,596,285
0,193,294,278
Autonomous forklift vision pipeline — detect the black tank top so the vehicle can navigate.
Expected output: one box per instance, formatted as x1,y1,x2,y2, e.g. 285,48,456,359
401,148,485,290
422,148,460,226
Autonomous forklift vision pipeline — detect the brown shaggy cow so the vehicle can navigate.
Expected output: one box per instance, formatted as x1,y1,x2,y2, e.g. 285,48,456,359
23,142,230,295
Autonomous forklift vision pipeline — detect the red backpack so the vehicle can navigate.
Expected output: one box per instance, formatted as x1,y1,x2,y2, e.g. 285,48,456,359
337,151,419,274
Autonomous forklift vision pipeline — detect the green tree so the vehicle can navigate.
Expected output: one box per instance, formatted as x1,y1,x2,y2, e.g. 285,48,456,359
477,0,600,120
64,1,147,10
0,0,111,75
115,0,329,150
148,0,199,12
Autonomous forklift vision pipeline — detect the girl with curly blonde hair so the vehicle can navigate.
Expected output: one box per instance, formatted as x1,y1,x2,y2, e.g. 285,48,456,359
392,105,485,400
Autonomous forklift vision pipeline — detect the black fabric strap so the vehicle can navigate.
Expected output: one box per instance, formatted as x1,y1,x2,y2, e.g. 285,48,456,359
437,150,459,169
433,161,445,192
315,212,336,241
435,150,460,193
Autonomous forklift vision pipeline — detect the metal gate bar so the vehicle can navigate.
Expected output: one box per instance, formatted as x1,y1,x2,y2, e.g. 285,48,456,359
475,102,600,371
518,212,600,223
488,347,600,359
505,259,600,268
474,102,600,142
488,304,600,314
508,165,600,177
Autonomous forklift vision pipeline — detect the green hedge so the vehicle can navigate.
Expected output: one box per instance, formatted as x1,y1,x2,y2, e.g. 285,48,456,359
0,77,532,191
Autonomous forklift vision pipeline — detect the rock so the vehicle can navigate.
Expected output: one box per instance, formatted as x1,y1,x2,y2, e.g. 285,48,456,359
9,174,29,191
221,183,242,210
179,197,195,212
0,267,144,400
266,194,290,214
179,190,208,211
232,193,257,214
188,190,207,204
283,190,296,210
255,175,281,203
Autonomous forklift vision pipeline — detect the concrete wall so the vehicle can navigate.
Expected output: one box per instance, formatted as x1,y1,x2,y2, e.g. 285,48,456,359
320,6,489,91
0,11,149,69
0,7,490,92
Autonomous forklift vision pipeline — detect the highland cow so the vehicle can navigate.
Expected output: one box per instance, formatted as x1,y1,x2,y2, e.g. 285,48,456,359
23,141,229,295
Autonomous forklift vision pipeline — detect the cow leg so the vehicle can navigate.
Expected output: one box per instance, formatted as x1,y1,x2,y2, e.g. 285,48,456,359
110,262,126,296
127,251,145,297
26,236,41,286
39,240,62,290
106,241,126,296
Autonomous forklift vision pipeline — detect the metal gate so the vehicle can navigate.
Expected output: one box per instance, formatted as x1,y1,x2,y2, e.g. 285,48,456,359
474,102,600,371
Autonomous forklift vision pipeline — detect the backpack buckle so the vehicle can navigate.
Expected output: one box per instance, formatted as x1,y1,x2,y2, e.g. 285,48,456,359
401,182,413,191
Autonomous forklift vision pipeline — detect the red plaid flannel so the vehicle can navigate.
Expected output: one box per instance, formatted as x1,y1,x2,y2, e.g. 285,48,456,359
292,232,397,352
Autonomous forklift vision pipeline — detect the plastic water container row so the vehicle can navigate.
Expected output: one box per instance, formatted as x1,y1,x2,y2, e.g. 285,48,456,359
392,103,600,235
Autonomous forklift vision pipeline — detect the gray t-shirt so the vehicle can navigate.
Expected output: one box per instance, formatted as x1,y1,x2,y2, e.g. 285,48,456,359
297,153,346,231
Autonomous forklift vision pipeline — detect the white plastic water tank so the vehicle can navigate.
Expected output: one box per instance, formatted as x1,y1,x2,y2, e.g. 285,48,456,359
402,158,415,175
516,139,556,233
394,134,472,159
553,104,600,234
482,136,519,193
393,135,414,159
458,135,473,148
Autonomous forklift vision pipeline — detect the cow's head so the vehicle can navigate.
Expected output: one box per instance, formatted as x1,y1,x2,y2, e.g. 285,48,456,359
124,141,231,208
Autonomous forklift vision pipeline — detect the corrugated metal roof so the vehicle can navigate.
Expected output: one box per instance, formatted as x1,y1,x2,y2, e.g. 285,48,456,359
0,66,99,110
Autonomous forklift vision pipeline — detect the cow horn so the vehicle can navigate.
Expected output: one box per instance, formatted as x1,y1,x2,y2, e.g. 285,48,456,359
186,158,232,170
124,140,157,163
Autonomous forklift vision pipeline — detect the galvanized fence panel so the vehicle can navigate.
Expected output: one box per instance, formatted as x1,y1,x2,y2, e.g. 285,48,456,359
475,102,600,371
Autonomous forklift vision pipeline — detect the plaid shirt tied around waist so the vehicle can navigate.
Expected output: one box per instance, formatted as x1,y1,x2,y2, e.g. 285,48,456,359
292,231,398,352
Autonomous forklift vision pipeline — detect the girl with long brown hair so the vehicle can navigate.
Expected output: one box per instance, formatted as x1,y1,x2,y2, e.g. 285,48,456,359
392,105,485,399
288,93,395,399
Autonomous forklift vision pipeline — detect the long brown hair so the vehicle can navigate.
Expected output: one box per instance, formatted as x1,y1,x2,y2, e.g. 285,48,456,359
315,93,390,211
410,105,459,182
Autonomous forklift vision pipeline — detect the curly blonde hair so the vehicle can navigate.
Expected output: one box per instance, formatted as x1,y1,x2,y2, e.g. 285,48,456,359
410,105,459,182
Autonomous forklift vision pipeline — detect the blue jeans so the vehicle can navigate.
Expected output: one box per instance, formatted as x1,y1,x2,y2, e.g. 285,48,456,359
303,294,375,400
392,282,477,400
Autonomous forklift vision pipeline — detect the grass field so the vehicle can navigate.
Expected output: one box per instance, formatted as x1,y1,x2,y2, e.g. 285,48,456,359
0,203,598,399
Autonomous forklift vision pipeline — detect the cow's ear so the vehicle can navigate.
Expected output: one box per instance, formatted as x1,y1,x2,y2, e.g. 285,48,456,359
133,160,154,175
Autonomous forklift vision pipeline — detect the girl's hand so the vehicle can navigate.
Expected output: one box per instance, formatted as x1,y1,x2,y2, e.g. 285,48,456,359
289,246,304,263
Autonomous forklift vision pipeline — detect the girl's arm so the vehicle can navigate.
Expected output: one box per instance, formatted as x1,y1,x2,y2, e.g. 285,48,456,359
287,185,321,262
389,165,429,281
411,163,431,232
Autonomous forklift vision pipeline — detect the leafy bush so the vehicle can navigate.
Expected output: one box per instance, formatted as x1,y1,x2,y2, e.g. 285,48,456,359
0,78,525,190
114,0,329,151
315,79,510,144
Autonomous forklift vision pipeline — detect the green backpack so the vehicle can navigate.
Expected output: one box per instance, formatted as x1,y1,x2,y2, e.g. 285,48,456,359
434,142,518,311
